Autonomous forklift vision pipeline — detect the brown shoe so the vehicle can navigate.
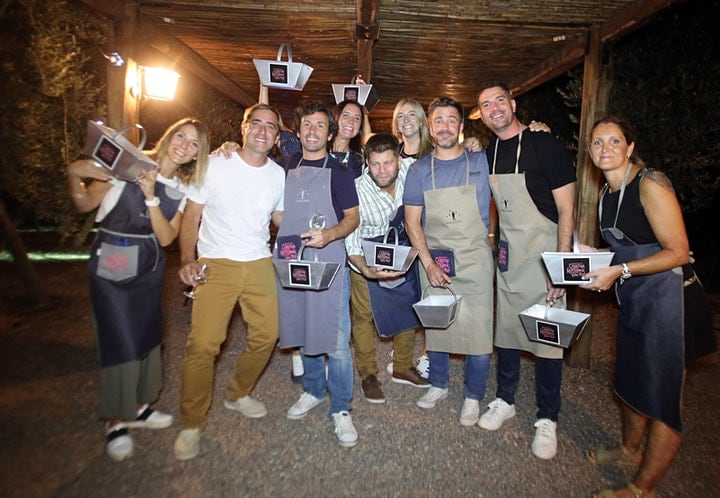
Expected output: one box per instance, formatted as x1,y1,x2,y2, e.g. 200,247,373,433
361,375,386,404
392,367,431,388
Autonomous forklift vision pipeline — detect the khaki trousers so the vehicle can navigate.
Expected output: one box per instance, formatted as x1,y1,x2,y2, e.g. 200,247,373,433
350,270,416,379
180,257,278,428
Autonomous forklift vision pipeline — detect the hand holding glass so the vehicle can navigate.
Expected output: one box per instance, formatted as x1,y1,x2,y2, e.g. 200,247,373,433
183,263,210,300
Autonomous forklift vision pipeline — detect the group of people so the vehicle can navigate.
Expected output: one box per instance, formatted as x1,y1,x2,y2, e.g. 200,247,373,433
67,79,715,498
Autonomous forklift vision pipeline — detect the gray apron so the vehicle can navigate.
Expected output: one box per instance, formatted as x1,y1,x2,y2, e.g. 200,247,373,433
600,168,684,432
489,132,563,359
276,158,347,355
420,153,493,355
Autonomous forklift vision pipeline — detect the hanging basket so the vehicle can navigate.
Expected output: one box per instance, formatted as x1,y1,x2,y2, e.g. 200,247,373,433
253,44,314,91
273,243,340,291
412,286,463,329
519,304,590,348
361,227,418,272
331,83,379,111
83,120,157,182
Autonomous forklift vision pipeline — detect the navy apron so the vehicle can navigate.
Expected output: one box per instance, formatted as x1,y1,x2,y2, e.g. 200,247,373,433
364,205,421,337
88,179,183,367
276,159,347,355
600,168,684,432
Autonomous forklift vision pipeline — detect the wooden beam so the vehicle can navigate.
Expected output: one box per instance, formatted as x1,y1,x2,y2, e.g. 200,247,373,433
599,0,690,43
80,0,255,107
509,39,586,96
510,0,688,96
356,0,379,82
143,29,257,107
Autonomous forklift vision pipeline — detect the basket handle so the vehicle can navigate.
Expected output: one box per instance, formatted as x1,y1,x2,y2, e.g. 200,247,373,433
276,43,293,63
297,242,319,262
421,285,457,301
572,228,580,254
112,123,147,150
383,226,399,244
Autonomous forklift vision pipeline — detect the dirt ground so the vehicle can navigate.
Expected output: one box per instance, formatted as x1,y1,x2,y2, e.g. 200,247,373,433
1,244,718,497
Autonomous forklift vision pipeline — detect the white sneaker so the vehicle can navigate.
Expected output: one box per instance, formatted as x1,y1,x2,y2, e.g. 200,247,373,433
126,405,173,429
386,350,394,374
174,428,201,461
286,392,325,420
459,398,480,426
532,418,558,459
332,411,359,447
224,395,267,418
478,398,516,431
106,423,133,461
415,355,430,380
416,386,448,409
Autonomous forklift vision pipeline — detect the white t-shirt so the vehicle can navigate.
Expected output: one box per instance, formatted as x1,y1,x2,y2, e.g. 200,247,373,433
187,152,285,262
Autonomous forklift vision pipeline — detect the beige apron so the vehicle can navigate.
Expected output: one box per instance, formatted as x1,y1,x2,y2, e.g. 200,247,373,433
489,132,563,359
420,153,494,355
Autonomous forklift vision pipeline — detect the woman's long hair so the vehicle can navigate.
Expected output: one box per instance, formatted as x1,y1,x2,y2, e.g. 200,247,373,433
149,117,210,186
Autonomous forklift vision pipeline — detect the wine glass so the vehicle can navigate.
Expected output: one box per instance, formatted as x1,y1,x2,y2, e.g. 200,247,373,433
309,212,326,230
183,263,210,301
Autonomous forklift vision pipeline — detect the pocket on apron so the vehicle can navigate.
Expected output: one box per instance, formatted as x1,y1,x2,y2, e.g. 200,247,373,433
96,242,139,281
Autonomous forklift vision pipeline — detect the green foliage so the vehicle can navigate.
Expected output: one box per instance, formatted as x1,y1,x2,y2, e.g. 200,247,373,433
0,0,106,236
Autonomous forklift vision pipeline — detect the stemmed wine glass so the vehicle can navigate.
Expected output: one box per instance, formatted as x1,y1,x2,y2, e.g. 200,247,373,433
309,212,326,230
183,263,210,301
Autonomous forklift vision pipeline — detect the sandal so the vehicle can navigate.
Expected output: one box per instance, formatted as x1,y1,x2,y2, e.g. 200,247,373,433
594,482,657,498
586,444,641,466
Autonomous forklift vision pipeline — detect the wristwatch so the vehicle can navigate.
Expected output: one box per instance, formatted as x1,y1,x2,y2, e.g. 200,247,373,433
144,197,161,207
620,262,632,283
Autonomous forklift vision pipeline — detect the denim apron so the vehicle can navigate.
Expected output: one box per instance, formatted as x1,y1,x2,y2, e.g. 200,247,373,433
365,205,421,337
600,167,684,432
276,157,347,355
489,132,563,359
88,179,183,367
420,152,493,354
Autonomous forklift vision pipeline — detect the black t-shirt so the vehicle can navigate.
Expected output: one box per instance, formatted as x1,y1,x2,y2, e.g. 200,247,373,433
488,130,576,223
282,153,359,223
487,131,576,223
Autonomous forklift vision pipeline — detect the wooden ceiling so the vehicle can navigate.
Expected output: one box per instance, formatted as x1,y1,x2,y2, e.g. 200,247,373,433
82,0,686,129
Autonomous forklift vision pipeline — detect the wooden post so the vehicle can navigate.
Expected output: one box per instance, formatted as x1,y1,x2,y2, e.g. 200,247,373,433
106,3,140,144
356,0,379,82
566,27,611,368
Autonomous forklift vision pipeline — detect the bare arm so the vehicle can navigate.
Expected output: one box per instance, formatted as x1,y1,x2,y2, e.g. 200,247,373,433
545,181,576,300
271,210,283,228
136,170,182,247
583,177,689,291
405,204,451,287
67,159,112,212
177,200,204,286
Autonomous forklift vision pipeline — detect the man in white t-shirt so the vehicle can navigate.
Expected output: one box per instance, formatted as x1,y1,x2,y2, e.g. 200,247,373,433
173,104,285,461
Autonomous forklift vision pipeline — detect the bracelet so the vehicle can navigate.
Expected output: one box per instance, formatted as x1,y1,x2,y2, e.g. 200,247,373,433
487,233,496,238
145,197,161,207
619,262,632,284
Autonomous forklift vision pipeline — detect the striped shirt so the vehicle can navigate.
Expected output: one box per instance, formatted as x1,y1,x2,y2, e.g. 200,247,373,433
344,157,413,266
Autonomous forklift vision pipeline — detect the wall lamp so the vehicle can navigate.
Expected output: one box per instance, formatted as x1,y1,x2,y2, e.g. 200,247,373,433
130,65,181,101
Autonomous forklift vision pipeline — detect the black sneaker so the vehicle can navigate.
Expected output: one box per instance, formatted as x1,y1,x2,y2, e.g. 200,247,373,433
361,375,386,404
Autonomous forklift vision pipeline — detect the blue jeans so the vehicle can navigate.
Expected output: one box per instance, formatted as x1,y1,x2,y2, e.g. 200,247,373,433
301,272,353,415
428,350,490,400
495,347,563,421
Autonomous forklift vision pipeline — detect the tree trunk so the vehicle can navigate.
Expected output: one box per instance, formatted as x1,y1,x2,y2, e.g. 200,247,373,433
0,197,51,309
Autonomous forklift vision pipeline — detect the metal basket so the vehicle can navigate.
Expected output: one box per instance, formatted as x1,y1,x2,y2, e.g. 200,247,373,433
412,286,462,329
361,227,419,272
273,243,340,291
519,304,590,348
541,231,614,285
